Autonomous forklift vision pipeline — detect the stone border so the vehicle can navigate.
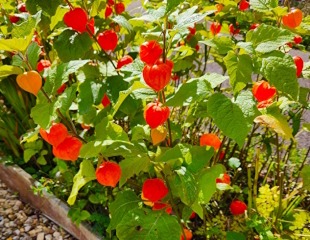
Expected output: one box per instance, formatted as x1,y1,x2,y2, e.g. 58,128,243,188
0,163,102,240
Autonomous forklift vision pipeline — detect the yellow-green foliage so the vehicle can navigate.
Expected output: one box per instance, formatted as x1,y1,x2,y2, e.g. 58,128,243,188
256,184,280,218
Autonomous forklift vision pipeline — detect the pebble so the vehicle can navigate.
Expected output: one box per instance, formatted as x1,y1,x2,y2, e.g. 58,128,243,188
0,179,76,240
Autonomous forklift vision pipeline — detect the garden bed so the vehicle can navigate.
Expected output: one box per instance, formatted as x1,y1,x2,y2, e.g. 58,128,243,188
0,162,101,240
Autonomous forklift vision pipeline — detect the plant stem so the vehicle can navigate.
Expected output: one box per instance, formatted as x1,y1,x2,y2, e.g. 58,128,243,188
275,133,281,185
247,164,253,216
160,171,186,239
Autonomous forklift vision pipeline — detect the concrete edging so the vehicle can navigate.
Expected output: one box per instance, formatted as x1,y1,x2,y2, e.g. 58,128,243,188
0,162,102,240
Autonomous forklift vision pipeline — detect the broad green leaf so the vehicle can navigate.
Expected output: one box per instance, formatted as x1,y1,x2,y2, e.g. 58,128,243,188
0,33,33,52
79,141,105,158
228,157,241,169
186,147,214,174
236,42,255,54
250,0,278,12
56,84,78,114
207,93,250,146
131,125,150,141
175,7,211,30
227,231,246,240
166,78,212,107
26,0,62,16
169,166,198,206
112,81,147,117
54,30,92,62
224,51,253,93
133,5,166,22
78,81,100,115
261,53,298,100
198,164,225,204
200,36,235,55
254,106,293,139
108,190,140,231
30,102,56,129
156,144,190,163
37,156,47,165
50,6,68,30
0,65,23,78
234,90,260,123
44,60,89,94
12,11,41,38
112,15,133,34
203,73,228,89
246,24,294,53
95,117,129,141
90,0,105,16
24,149,38,163
67,160,96,205
303,123,310,132
26,42,41,70
116,208,181,240
301,165,310,191
119,155,150,186
302,61,310,79
166,0,182,13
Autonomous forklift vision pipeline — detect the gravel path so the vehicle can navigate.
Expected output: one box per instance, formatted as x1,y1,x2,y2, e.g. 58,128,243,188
0,179,76,240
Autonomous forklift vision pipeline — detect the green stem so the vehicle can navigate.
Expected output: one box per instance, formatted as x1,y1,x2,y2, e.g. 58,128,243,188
160,171,186,239
247,164,253,217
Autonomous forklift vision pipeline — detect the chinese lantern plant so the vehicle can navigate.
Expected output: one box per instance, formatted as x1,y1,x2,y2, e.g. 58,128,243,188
0,0,309,239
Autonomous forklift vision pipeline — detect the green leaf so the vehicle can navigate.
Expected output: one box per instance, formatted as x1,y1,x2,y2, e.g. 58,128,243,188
108,190,140,231
234,90,260,123
26,42,41,70
95,117,129,141
50,6,68,30
203,73,228,89
11,11,41,38
116,208,181,240
0,33,33,52
119,155,150,187
207,93,250,146
30,102,56,129
67,160,96,206
198,164,225,204
303,123,310,132
302,61,310,79
250,0,278,12
112,81,148,117
36,156,47,165
200,36,235,55
186,147,214,174
175,6,211,30
54,30,92,62
133,5,166,22
254,109,293,140
156,144,189,163
0,65,23,78
228,157,241,169
301,165,310,191
166,78,212,107
227,231,246,240
26,0,61,16
261,53,298,100
166,0,182,13
24,149,38,163
224,51,253,94
246,24,294,53
44,60,89,94
78,81,96,115
56,84,78,114
169,166,198,206
112,15,133,34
